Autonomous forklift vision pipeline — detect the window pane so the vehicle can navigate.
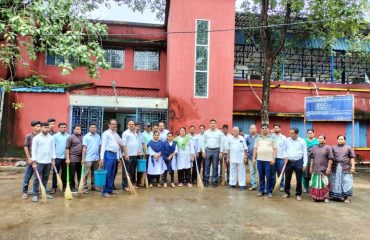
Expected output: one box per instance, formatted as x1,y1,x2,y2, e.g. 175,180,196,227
197,20,209,45
196,46,208,71
195,72,208,97
111,49,124,69
46,51,56,65
134,50,159,71
104,49,124,69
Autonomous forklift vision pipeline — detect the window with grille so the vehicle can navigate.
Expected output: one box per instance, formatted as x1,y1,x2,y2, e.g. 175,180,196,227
134,50,160,71
45,51,79,66
136,108,167,127
70,106,104,136
104,49,124,69
195,20,210,98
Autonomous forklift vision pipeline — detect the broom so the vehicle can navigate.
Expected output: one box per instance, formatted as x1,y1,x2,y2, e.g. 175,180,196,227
221,155,226,186
53,166,63,192
34,168,47,203
273,160,288,192
121,157,137,195
78,164,85,195
64,164,73,200
194,155,205,190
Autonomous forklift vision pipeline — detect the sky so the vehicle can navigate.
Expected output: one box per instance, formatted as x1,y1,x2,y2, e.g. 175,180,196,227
88,0,246,24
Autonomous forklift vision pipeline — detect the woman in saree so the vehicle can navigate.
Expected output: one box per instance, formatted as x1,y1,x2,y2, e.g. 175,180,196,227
309,135,333,203
330,135,356,203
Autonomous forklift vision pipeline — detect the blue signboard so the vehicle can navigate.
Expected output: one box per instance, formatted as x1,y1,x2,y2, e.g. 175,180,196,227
305,95,354,121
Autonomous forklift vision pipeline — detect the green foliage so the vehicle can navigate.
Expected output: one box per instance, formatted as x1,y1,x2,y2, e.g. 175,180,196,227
0,0,110,84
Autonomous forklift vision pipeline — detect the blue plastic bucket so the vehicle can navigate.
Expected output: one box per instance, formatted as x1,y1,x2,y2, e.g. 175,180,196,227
94,169,107,187
137,159,147,173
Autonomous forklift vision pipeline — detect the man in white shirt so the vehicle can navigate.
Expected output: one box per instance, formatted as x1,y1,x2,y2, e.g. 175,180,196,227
272,124,287,192
227,127,248,191
220,124,232,183
158,121,169,141
31,122,56,202
121,120,140,191
282,128,308,201
202,119,223,187
195,125,206,180
189,125,199,183
100,119,124,198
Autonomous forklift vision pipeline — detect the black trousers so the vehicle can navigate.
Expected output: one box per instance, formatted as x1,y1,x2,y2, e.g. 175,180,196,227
192,154,204,182
148,175,160,184
284,159,303,196
52,158,66,189
122,156,137,188
69,161,82,190
178,168,191,184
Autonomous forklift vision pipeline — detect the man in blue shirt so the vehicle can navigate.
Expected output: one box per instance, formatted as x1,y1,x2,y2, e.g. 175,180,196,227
82,123,101,193
51,122,69,194
245,124,258,191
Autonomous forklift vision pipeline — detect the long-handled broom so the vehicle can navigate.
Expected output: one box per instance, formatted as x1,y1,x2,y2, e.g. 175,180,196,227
194,155,205,190
34,168,47,203
64,164,73,200
273,161,288,192
143,155,149,188
78,164,85,195
53,166,63,192
221,156,226,186
121,157,137,194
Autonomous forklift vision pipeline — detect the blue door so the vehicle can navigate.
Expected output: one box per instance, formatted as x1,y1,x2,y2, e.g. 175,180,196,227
233,116,256,135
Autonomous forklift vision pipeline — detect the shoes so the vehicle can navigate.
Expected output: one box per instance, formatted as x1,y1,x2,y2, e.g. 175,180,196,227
187,183,193,188
71,188,78,193
49,188,57,195
171,183,176,188
282,193,290,199
256,192,264,197
212,182,218,188
178,183,184,187
240,186,246,191
248,187,257,191
163,183,168,188
92,187,101,192
102,193,111,198
111,191,119,195
124,188,130,192
279,187,285,192
228,185,235,189
46,195,54,199
296,196,302,201
21,193,28,199
267,193,273,198
157,184,162,188
324,199,330,203
32,196,38,202
204,182,209,187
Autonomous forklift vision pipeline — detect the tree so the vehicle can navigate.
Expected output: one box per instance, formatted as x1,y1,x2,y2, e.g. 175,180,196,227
0,0,113,86
239,0,369,124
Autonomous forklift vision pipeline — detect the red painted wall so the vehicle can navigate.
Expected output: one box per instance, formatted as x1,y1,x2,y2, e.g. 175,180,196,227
14,25,168,97
166,0,235,132
13,93,70,146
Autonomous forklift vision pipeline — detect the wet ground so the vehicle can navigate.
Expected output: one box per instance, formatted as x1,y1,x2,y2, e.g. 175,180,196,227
1,169,370,240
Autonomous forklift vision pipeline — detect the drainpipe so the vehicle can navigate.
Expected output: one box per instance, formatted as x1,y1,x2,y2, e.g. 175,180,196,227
0,88,4,135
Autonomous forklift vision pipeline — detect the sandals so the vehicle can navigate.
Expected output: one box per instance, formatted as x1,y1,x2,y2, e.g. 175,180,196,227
163,183,168,188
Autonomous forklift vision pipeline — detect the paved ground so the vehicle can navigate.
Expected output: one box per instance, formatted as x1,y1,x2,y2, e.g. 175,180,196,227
1,168,370,240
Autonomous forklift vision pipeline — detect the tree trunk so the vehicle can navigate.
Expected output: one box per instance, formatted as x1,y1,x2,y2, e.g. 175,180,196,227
261,56,273,125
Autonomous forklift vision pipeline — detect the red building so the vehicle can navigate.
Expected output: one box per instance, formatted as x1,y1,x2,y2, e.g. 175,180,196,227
1,0,370,162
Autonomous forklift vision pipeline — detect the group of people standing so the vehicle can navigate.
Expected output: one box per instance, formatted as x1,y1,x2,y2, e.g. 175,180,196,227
21,117,356,203
249,124,355,203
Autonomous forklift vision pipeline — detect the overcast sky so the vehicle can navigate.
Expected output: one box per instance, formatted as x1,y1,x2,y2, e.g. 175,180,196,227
89,0,245,24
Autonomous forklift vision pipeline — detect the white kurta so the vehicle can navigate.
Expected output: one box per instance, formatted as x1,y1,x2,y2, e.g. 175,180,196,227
147,146,167,175
174,137,194,170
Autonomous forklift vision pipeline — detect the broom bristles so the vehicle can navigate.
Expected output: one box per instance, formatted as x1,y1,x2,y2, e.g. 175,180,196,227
197,172,205,190
56,174,63,192
39,183,48,203
273,161,287,192
145,173,149,189
121,158,137,195
64,184,73,200
78,178,84,195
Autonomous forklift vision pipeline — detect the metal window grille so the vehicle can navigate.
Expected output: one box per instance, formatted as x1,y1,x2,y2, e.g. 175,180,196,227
70,106,104,136
136,108,168,127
